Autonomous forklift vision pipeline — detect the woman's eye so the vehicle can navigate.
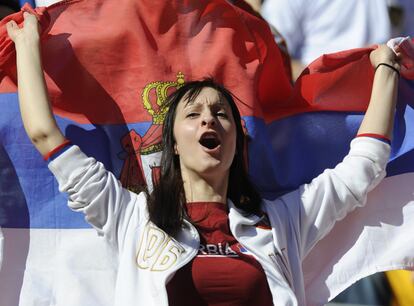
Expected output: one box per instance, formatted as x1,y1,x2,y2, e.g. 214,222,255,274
186,112,199,118
216,112,228,118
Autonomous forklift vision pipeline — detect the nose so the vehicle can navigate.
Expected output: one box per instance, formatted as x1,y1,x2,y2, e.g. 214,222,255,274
201,114,216,127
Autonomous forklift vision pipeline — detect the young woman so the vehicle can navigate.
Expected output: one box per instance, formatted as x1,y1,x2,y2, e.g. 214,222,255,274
7,12,400,306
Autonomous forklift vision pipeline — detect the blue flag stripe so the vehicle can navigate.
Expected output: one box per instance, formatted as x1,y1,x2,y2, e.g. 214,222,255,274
18,0,35,8
1,90,414,228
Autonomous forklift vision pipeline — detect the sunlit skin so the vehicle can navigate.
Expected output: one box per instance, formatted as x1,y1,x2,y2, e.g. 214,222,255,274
173,87,237,204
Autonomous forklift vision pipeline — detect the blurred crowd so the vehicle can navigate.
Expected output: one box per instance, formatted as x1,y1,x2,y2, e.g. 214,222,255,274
1,0,413,305
261,0,414,80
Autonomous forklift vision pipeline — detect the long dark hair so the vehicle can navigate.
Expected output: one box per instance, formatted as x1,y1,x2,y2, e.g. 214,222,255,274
147,79,262,236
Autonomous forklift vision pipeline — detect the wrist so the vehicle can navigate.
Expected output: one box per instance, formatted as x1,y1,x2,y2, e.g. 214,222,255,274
375,62,400,77
14,35,40,50
15,41,42,62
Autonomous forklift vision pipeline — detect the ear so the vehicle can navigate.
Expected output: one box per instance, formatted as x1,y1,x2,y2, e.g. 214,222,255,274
174,143,179,155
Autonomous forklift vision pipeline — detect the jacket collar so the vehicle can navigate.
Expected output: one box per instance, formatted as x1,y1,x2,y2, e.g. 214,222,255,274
227,199,263,226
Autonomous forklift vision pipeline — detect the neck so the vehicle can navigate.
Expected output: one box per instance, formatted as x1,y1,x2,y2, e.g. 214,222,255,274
182,170,229,204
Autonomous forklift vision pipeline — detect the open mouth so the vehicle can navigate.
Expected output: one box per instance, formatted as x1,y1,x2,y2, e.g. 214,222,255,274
199,133,221,150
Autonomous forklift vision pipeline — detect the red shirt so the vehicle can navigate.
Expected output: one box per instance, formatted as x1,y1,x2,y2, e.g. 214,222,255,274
167,202,273,306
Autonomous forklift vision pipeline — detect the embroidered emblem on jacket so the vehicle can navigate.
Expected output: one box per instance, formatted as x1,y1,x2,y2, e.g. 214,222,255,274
136,224,184,271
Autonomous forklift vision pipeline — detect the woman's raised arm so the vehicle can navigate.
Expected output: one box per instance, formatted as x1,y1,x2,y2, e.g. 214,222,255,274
7,12,65,156
285,44,400,256
357,44,400,139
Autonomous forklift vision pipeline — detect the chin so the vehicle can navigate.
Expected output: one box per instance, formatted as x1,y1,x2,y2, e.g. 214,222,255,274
196,162,230,178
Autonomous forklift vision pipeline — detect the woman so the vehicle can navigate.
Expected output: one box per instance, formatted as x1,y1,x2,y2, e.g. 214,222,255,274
7,12,400,306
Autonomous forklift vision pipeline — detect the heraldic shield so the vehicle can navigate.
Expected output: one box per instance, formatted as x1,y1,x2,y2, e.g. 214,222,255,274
119,72,185,192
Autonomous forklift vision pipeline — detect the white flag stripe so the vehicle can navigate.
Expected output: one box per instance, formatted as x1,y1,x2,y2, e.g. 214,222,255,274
304,173,414,305
0,228,117,306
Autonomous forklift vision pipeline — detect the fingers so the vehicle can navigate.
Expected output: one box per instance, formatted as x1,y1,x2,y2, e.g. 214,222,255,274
6,12,40,44
394,46,403,61
394,44,401,53
6,20,19,41
6,20,18,30
370,45,399,69
23,11,38,27
23,12,41,39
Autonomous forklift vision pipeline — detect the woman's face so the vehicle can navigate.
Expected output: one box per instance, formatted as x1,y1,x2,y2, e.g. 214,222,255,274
173,87,237,179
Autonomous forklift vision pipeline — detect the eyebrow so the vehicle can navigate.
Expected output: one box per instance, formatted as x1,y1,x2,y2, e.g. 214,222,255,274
183,94,228,109
184,99,226,107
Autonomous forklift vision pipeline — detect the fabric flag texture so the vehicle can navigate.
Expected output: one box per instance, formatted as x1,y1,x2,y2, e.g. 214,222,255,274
18,1,35,8
0,1,414,306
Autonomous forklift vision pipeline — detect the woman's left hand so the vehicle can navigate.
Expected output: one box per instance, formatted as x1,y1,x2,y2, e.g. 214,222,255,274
357,44,400,139
369,44,400,72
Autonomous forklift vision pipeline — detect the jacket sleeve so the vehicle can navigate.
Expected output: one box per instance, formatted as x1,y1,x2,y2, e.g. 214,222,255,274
282,137,391,259
48,145,144,248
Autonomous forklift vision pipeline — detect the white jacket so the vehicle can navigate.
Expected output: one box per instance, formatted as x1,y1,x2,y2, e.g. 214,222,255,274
48,137,390,306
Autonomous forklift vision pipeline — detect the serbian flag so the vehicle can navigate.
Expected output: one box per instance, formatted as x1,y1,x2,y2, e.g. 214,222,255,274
0,1,414,306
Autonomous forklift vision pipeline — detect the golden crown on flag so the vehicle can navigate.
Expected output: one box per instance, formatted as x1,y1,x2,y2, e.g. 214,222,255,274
141,72,185,124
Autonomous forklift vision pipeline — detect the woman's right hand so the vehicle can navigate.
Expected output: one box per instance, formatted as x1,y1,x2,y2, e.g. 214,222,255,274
6,12,40,46
8,11,66,156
